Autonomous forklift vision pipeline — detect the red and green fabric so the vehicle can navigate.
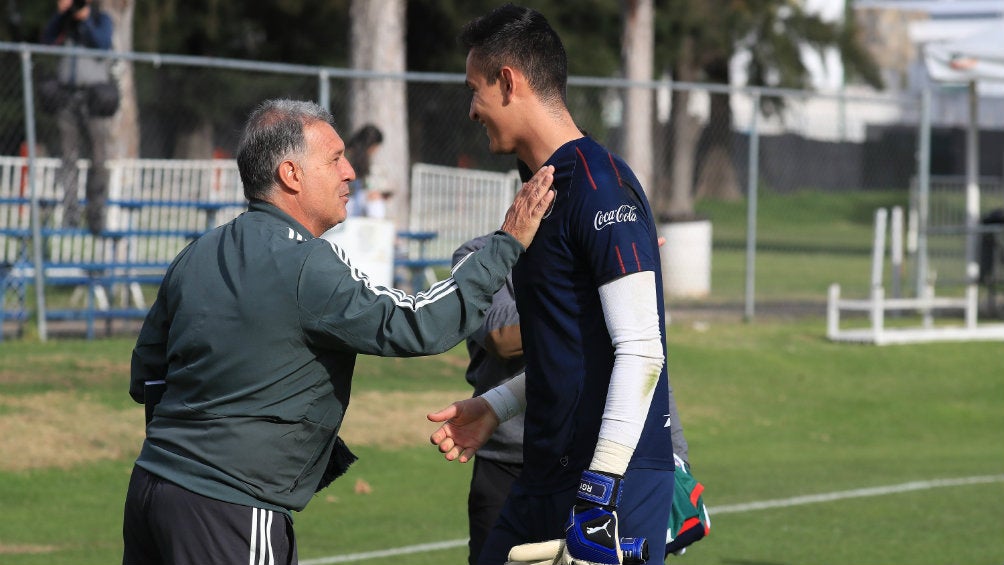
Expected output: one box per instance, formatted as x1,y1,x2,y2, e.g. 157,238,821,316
666,454,711,556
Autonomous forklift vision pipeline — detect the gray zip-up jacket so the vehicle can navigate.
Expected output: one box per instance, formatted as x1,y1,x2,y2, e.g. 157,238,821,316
454,235,525,465
130,200,522,514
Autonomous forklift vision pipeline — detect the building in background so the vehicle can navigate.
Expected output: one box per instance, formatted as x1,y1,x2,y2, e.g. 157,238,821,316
855,0,1004,129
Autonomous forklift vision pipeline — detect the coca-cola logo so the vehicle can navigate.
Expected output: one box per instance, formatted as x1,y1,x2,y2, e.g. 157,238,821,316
594,205,638,230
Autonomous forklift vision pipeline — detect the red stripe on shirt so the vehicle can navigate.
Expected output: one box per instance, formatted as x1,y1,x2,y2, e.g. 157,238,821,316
607,152,623,187
575,147,598,190
631,242,642,271
614,245,626,274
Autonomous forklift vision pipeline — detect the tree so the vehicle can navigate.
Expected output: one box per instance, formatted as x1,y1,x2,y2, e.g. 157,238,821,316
131,0,350,158
621,0,655,199
103,0,138,160
349,0,408,226
653,0,884,220
660,31,703,220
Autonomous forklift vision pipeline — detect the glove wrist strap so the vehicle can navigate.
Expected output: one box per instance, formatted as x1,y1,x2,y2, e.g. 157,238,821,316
577,469,623,510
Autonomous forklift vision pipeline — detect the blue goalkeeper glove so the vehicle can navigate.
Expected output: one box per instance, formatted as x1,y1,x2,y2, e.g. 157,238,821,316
565,470,624,564
505,470,649,565
505,538,647,565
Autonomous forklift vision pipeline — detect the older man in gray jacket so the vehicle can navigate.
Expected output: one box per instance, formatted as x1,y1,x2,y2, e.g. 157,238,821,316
122,99,555,565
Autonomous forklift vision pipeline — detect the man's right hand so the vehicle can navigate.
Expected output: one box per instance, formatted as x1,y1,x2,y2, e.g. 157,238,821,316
499,165,555,249
427,397,500,463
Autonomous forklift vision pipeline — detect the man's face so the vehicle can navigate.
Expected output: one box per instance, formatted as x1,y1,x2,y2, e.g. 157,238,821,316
298,121,355,234
466,52,515,155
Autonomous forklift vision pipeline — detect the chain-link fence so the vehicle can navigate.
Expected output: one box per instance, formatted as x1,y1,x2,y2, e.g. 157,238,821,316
2,41,1003,339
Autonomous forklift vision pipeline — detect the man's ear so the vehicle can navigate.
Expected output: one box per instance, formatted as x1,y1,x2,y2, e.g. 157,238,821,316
499,66,517,103
277,159,301,192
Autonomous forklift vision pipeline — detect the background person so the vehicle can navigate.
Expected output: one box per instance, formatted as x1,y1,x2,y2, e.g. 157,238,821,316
123,98,554,565
344,123,393,219
429,5,677,565
453,234,526,565
40,0,115,235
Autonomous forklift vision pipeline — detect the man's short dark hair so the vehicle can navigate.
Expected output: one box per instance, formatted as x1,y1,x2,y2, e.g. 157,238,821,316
459,3,568,105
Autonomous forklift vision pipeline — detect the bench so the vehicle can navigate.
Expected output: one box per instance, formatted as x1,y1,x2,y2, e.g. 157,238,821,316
1,157,246,340
394,230,450,291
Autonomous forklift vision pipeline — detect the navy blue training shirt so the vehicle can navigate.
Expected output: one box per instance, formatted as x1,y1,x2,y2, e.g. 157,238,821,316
513,136,675,493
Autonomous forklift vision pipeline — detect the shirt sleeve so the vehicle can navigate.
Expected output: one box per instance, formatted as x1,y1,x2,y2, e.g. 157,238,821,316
130,284,170,404
570,163,659,286
41,14,64,45
475,272,521,359
299,231,523,356
592,271,665,473
452,235,522,359
129,242,197,404
78,13,114,49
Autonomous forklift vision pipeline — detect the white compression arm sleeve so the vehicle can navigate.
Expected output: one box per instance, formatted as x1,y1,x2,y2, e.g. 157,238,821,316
589,270,666,476
480,372,527,424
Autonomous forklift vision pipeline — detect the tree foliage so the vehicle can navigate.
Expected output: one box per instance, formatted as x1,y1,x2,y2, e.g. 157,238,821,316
4,1,882,177
5,1,879,90
656,0,882,92
133,0,351,65
406,0,622,75
1,0,51,42
651,0,884,217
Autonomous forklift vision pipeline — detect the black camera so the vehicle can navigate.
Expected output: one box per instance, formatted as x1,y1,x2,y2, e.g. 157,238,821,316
71,0,88,12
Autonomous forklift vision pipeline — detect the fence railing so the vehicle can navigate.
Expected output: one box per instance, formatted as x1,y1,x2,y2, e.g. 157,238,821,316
406,164,521,260
1,157,247,338
0,157,525,340
3,41,1004,339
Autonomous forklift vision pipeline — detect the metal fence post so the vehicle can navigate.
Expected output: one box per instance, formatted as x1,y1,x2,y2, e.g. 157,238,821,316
19,45,48,341
744,90,761,322
963,80,980,328
916,87,931,298
319,69,331,112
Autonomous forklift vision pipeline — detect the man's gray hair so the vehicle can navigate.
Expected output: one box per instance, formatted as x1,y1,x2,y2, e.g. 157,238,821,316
236,99,335,201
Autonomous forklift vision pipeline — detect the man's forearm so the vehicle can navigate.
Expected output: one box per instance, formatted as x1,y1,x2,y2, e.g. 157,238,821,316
485,323,522,359
480,371,526,423
591,271,665,474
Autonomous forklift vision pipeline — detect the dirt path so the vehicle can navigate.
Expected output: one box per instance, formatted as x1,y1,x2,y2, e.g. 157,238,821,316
0,389,457,471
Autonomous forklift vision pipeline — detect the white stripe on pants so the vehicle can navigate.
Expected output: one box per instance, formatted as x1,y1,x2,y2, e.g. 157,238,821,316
250,507,276,565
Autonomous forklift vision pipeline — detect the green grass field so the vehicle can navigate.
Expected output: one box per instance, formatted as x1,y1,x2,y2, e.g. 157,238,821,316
1,319,1001,565
696,189,921,303
1,189,1000,563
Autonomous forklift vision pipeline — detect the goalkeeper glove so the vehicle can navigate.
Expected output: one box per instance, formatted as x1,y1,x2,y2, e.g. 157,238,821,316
506,538,648,565
506,470,649,565
565,469,623,564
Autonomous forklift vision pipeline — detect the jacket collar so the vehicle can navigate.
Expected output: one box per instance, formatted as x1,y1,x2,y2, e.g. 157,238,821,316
248,199,315,242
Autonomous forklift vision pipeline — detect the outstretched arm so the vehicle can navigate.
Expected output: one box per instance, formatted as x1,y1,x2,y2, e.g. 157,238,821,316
589,270,665,474
428,371,526,462
302,166,553,357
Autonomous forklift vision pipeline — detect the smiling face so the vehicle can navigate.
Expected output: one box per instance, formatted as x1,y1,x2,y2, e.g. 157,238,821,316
466,51,517,156
296,121,356,234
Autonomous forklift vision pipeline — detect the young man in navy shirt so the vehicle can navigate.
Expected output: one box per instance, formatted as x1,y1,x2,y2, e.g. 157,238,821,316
429,4,676,565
